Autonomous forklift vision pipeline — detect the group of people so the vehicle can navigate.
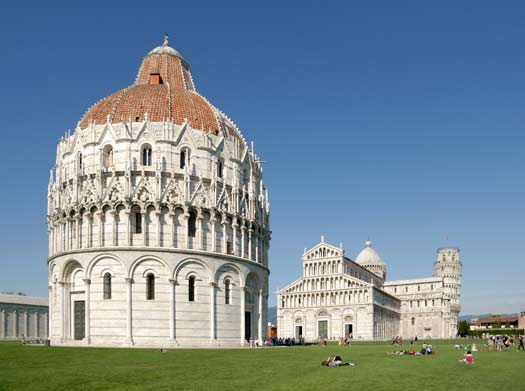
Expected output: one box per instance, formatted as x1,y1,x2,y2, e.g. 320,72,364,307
265,336,303,346
337,336,353,347
486,335,525,352
386,343,433,356
391,336,403,345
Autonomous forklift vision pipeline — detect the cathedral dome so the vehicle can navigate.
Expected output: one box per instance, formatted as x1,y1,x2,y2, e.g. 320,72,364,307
355,240,384,266
355,240,386,280
78,35,221,134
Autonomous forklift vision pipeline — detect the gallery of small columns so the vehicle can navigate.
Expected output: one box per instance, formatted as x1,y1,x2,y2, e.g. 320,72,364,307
0,308,48,339
48,204,270,267
48,255,268,347
280,288,372,308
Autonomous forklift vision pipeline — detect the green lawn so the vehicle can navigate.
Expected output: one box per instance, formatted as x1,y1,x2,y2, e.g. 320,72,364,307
1,340,524,391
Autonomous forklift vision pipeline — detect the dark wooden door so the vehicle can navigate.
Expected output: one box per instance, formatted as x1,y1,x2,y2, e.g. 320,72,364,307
244,311,251,341
74,301,85,340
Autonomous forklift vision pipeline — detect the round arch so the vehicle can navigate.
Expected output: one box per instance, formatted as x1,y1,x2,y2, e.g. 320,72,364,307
173,257,213,283
86,253,125,279
129,255,170,278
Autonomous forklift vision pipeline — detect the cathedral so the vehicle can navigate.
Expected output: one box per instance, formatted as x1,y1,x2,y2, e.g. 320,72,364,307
47,36,270,347
277,238,461,341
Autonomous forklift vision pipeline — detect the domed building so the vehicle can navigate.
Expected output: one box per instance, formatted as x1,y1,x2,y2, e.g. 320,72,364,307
277,238,461,341
355,240,387,280
47,36,270,347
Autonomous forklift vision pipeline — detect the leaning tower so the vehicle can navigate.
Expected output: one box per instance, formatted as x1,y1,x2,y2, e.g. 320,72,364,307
432,247,462,312
432,247,461,337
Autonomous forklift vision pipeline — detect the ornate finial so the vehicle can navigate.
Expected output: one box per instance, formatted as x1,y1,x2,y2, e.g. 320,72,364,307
163,33,169,46
321,235,325,243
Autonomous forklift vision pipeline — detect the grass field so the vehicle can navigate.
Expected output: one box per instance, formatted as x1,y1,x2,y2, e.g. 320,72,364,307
1,340,524,391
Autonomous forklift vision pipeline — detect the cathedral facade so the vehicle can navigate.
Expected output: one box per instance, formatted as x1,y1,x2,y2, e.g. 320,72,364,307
47,37,270,347
277,239,461,341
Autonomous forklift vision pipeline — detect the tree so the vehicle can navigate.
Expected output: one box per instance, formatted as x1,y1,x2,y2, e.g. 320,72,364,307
493,321,501,329
458,320,470,336
505,321,511,329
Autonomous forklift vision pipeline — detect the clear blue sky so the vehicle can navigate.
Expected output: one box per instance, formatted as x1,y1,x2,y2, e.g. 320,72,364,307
0,1,524,315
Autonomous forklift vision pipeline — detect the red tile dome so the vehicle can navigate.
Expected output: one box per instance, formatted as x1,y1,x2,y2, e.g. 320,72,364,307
79,36,220,134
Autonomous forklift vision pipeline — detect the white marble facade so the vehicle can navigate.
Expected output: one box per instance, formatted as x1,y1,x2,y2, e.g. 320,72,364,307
277,240,461,341
47,38,270,348
0,294,48,340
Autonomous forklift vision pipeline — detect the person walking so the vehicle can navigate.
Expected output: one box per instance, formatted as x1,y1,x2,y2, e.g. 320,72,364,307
518,335,525,352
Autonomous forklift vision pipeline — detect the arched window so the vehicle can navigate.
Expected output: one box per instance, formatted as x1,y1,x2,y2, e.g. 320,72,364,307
146,273,155,300
225,279,231,304
188,276,195,302
135,210,142,234
180,149,190,169
102,145,113,167
188,211,196,238
217,160,223,179
411,317,415,325
142,145,152,166
103,273,112,299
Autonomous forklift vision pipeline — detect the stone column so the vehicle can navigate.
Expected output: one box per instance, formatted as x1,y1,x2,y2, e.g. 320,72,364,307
75,216,81,249
85,213,92,247
183,210,190,249
254,233,260,263
141,212,147,246
125,209,131,246
44,312,48,338
48,285,53,339
83,279,91,344
13,310,18,338
23,311,28,338
210,215,217,252
64,219,69,251
110,210,117,246
168,211,176,247
258,289,263,342
221,216,227,254
1,309,5,338
155,210,162,247
240,286,245,345
59,282,66,340
210,282,216,341
169,279,177,340
197,212,204,251
248,229,253,261
232,218,238,256
125,278,134,345
240,224,246,258
96,210,103,247
33,312,38,338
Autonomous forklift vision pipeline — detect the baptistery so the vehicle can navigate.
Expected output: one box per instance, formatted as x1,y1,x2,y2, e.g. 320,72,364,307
47,36,270,347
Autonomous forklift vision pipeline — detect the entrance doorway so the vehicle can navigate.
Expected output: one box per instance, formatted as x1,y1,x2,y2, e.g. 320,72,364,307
345,323,353,337
244,311,251,341
318,320,328,339
295,325,303,339
74,300,85,340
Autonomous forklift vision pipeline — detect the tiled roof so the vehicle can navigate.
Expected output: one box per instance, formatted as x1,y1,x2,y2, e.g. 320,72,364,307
471,315,519,325
79,46,219,134
0,294,48,307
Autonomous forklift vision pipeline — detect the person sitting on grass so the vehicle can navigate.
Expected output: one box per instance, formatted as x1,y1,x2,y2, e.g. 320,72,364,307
459,350,474,364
